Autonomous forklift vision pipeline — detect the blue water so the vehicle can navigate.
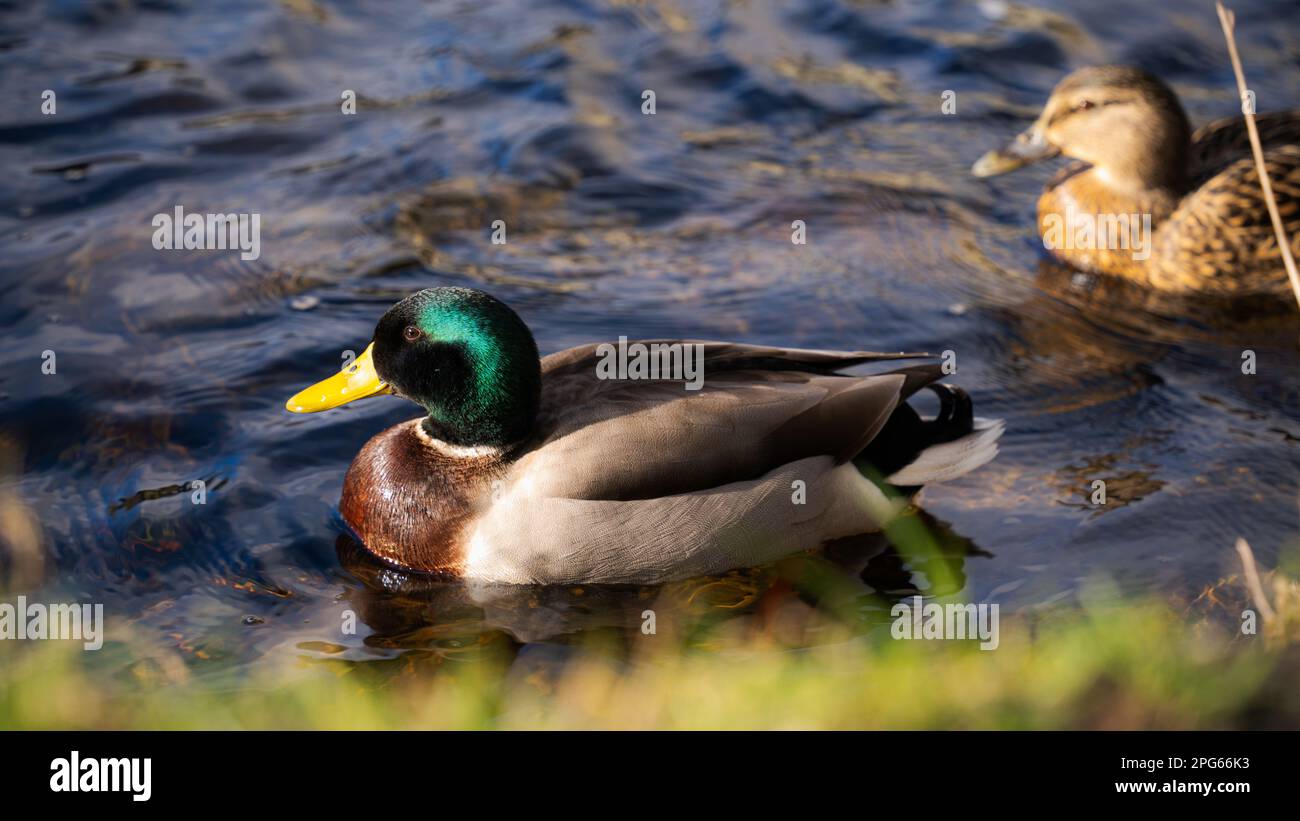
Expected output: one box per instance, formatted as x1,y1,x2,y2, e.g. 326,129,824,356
1,0,1298,674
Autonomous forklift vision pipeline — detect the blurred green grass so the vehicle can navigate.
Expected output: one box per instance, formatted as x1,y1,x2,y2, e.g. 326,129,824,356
2,573,1297,730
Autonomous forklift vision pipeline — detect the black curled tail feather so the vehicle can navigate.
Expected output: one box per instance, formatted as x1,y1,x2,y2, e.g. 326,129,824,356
926,383,974,444
855,382,976,479
890,364,974,441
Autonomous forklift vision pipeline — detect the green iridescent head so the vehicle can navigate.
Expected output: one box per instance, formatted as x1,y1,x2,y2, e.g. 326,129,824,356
372,287,541,446
287,287,541,448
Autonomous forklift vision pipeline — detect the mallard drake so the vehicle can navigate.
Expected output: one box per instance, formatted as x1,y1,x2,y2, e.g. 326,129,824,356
286,287,1002,585
973,65,1300,295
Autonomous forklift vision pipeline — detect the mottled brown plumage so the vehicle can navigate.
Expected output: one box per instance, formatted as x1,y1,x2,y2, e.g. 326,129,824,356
975,65,1300,295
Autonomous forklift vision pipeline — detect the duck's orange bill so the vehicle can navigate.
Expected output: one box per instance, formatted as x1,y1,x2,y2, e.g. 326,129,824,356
286,342,392,413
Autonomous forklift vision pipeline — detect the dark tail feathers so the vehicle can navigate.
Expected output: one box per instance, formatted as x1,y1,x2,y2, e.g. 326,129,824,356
855,382,976,480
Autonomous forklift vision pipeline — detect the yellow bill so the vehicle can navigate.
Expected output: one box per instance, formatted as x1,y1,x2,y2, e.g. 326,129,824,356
286,342,392,413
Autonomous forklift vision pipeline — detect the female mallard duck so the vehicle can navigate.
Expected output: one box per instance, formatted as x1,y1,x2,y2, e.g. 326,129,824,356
286,287,1002,585
973,65,1300,295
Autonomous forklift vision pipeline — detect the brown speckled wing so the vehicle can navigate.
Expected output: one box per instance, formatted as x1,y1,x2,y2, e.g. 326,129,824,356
1154,144,1300,293
1189,112,1300,185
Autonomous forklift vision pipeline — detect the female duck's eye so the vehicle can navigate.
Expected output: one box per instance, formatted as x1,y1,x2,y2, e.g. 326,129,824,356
1073,99,1095,112
403,325,422,342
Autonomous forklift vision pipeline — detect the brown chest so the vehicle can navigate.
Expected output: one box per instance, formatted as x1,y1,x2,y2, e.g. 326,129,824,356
1037,170,1178,282
339,421,505,573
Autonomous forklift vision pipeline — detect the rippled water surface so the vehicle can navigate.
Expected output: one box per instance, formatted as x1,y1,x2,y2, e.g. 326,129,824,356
2,0,1299,679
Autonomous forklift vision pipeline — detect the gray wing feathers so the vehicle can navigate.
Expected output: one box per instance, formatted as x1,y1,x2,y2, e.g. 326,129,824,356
468,456,895,584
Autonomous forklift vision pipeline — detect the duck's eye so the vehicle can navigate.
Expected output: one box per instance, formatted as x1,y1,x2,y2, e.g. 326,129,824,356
1072,99,1095,112
403,325,422,342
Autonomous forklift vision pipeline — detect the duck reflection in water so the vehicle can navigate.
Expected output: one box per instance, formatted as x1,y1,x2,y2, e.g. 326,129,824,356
332,507,989,656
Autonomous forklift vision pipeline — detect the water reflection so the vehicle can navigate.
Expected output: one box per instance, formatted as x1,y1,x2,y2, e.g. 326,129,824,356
334,508,986,650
